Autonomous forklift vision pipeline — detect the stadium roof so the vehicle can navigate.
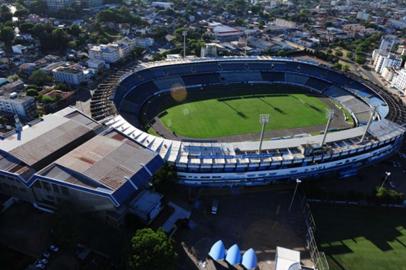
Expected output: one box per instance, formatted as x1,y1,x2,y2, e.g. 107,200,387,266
0,107,101,180
38,129,161,192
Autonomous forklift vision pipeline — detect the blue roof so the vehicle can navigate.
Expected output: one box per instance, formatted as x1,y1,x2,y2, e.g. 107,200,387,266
225,244,241,265
208,240,226,260
242,248,257,270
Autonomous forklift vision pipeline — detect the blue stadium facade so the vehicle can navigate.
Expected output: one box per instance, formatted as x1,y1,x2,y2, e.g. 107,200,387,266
105,57,406,186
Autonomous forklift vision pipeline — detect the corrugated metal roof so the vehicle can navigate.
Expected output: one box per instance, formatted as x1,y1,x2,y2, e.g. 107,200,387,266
39,130,159,191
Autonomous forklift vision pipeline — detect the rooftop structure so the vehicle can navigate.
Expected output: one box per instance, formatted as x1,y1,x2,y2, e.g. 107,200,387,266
0,107,164,221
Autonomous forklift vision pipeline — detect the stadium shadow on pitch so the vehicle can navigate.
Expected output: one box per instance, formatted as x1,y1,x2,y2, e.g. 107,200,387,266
259,97,286,114
221,101,248,119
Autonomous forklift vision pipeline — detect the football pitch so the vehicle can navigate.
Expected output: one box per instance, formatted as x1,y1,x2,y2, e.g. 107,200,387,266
159,93,330,138
312,204,406,270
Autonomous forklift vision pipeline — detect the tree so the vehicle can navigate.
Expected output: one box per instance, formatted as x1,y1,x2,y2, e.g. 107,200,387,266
19,22,35,33
355,54,365,64
129,228,177,270
0,26,15,46
375,187,405,204
26,88,39,97
0,5,12,23
29,0,48,15
29,69,52,85
152,163,177,193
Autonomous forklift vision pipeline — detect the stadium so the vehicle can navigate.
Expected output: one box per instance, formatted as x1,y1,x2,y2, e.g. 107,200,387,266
91,57,406,186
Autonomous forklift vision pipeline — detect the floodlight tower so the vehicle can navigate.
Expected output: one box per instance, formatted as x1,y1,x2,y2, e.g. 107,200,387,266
258,114,270,153
360,106,377,144
182,30,187,58
321,110,333,147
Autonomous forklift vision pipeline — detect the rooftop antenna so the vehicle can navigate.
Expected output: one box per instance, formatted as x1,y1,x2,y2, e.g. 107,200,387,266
360,106,377,144
321,110,333,147
14,114,22,141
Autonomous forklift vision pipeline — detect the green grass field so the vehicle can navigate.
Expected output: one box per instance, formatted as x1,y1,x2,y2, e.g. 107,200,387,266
159,94,329,138
312,204,406,270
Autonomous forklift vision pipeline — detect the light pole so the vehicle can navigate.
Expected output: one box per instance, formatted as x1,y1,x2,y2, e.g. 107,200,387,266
360,106,377,144
289,178,302,212
379,171,391,189
258,114,269,153
182,30,187,58
321,110,333,147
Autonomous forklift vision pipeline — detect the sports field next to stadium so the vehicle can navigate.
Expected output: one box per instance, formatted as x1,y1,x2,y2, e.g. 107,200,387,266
312,204,406,270
159,93,330,138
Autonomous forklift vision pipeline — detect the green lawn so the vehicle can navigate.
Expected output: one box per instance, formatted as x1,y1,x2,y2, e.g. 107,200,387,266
159,94,329,138
312,204,406,270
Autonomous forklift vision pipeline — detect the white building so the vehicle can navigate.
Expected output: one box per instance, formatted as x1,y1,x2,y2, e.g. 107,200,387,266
382,67,396,82
89,38,136,64
373,52,401,74
52,64,86,85
273,18,297,29
201,43,220,57
356,11,369,21
391,69,406,93
0,91,37,121
379,37,397,52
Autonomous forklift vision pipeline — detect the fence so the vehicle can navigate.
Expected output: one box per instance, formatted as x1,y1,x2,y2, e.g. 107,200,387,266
298,193,330,270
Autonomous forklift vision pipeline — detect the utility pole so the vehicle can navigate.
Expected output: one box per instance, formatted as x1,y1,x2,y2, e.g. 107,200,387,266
258,114,270,153
289,178,302,212
379,171,391,189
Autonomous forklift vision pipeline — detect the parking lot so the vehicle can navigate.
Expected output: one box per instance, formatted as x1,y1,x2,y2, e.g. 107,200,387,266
176,189,313,270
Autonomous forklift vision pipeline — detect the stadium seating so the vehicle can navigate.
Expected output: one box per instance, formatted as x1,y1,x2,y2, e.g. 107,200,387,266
112,59,392,131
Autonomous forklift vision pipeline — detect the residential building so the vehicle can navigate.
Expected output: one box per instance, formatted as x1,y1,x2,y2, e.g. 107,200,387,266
211,25,243,42
201,43,219,57
373,52,401,74
52,63,86,85
382,67,395,82
89,38,135,64
0,80,37,121
379,37,397,52
391,68,406,93
273,18,297,29
0,94,37,121
356,11,369,21
0,80,36,121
